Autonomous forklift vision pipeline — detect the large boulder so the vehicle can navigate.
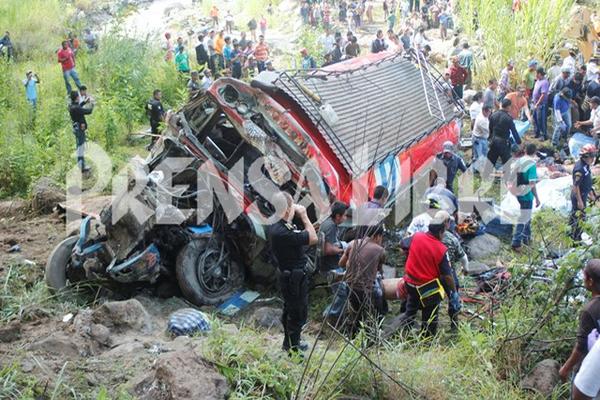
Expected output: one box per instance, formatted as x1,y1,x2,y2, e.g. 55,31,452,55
92,299,153,334
130,349,229,400
521,359,560,397
250,306,283,331
466,234,501,261
31,177,65,214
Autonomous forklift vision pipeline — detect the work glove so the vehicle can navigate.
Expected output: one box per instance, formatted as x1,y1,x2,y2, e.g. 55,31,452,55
449,291,462,313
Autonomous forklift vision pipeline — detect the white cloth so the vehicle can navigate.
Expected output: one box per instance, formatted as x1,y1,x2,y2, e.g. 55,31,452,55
406,212,432,236
574,338,600,400
591,107,600,131
469,101,482,120
472,112,490,139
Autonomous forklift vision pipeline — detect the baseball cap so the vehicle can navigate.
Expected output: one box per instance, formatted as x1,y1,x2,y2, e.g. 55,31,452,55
430,210,451,225
528,60,538,68
561,66,571,73
443,141,453,152
507,59,515,66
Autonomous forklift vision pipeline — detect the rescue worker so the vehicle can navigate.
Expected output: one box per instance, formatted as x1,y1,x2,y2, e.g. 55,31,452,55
147,89,165,148
570,144,597,242
339,224,386,337
394,210,460,337
269,192,317,356
68,90,94,172
487,98,521,171
435,141,467,193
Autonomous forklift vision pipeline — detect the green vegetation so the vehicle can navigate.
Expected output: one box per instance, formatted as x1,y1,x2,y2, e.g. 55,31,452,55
456,0,576,86
0,0,182,198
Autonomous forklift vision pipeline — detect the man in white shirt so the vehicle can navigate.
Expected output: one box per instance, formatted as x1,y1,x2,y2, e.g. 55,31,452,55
472,105,491,166
320,29,335,55
575,96,600,137
573,335,600,400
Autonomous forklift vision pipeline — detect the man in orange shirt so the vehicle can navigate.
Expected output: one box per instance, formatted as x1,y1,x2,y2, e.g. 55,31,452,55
214,30,225,70
210,5,219,28
254,35,270,72
505,85,533,123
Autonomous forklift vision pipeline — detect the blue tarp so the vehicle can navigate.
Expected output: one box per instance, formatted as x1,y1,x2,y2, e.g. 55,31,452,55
569,132,596,159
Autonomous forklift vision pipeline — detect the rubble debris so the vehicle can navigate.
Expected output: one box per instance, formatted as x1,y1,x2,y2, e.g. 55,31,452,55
466,233,501,261
7,244,20,253
130,349,229,400
28,334,81,357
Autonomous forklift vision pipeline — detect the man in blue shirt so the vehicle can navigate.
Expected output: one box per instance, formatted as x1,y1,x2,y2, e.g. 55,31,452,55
300,48,316,70
552,88,572,148
23,70,40,109
436,141,467,193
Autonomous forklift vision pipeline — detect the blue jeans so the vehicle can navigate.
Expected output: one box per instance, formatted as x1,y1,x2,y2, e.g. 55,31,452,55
63,68,82,95
552,110,571,147
534,104,547,139
512,198,533,247
472,137,488,165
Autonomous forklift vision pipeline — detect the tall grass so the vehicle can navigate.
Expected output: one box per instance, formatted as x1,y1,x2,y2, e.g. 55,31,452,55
456,0,575,86
0,1,183,198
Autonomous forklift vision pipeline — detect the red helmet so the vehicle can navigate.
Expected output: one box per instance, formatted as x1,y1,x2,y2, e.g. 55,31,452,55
580,144,598,157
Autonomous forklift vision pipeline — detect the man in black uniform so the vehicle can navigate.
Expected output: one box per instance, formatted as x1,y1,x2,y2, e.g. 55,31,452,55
147,89,165,148
570,144,597,242
487,98,521,171
195,33,209,70
68,90,94,172
269,192,317,355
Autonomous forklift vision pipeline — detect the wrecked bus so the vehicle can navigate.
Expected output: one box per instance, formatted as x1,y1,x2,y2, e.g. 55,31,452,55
46,50,462,306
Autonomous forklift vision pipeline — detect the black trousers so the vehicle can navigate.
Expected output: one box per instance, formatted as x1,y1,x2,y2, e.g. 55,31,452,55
487,138,511,169
569,203,586,242
398,284,441,337
280,269,308,351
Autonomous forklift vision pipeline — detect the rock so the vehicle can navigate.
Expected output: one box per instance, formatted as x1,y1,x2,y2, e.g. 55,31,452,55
465,261,491,275
92,299,152,333
466,234,501,261
31,177,65,214
521,359,560,397
90,324,111,346
0,321,21,343
28,334,80,357
20,358,35,373
130,349,229,400
250,307,283,331
103,341,145,358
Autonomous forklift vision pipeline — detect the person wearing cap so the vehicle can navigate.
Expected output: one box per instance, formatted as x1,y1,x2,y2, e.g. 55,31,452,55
552,87,572,148
300,48,316,70
435,141,467,193
392,210,460,337
448,56,468,100
575,96,600,137
507,143,540,251
522,60,538,99
488,98,521,169
550,66,572,103
23,70,40,109
532,67,550,140
569,144,598,242
499,60,515,100
547,54,563,83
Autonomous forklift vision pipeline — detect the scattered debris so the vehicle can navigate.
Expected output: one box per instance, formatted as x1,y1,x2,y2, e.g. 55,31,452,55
31,177,65,214
62,313,74,323
466,233,501,262
7,244,20,253
92,299,153,334
218,290,261,316
167,308,211,336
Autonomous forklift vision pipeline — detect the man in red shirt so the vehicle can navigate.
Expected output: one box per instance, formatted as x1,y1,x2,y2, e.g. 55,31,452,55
253,35,270,73
57,40,82,95
448,56,468,101
393,211,460,337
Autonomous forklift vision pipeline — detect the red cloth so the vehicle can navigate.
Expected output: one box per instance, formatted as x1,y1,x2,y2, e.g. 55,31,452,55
448,64,467,86
404,232,447,286
57,47,75,71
